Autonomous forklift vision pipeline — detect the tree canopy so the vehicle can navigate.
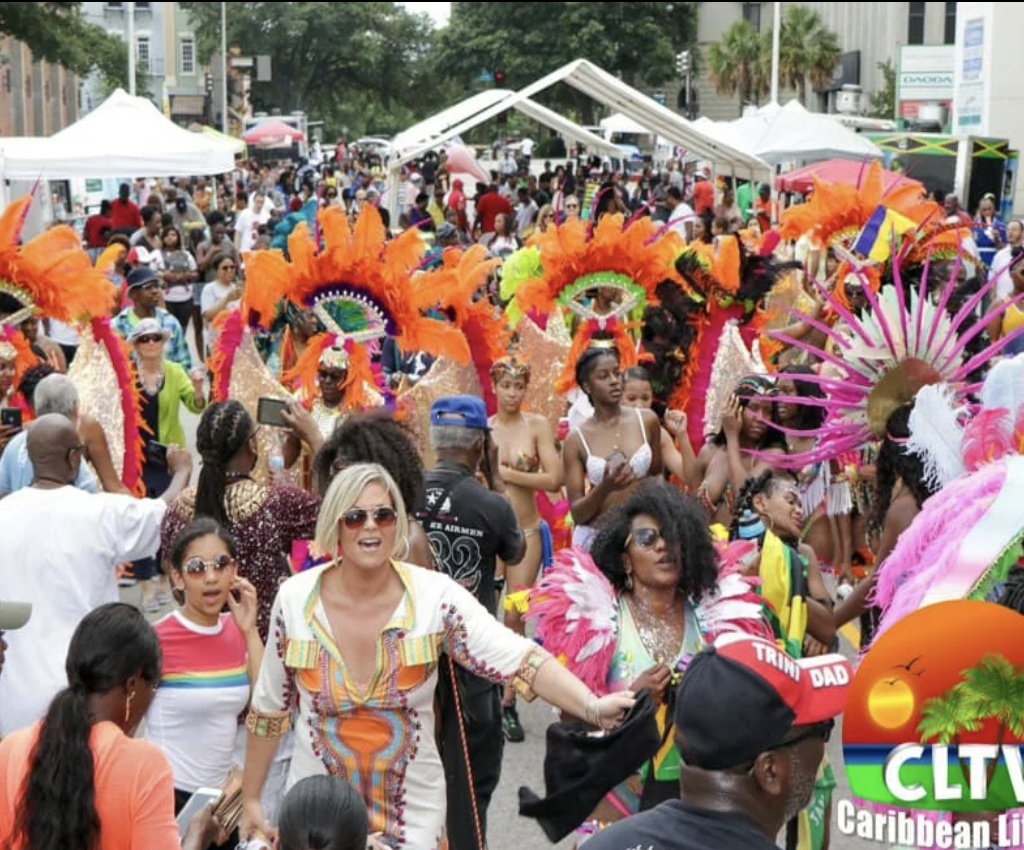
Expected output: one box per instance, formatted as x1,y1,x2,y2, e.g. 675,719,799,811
179,1,443,136
0,2,129,89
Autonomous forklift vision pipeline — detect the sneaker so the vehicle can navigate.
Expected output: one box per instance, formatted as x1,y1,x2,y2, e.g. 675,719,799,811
502,702,525,743
142,598,161,614
155,590,173,606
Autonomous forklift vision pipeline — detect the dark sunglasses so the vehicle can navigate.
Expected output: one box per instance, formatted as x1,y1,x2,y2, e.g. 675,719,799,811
342,506,398,530
135,334,164,345
625,527,663,549
318,370,345,383
769,719,835,751
219,264,237,271
182,554,235,575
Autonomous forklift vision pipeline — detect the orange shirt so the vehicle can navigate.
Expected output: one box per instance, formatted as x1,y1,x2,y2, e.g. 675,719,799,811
693,180,714,215
0,720,181,850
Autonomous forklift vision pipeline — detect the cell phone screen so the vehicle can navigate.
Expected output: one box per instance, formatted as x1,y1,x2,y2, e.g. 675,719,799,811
257,397,290,428
175,788,221,837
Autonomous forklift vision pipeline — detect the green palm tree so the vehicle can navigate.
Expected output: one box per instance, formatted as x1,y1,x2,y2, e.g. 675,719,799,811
917,682,981,783
779,5,842,105
707,20,769,111
960,654,1024,782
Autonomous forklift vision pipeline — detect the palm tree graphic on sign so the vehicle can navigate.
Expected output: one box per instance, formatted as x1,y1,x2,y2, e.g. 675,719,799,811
917,654,1024,785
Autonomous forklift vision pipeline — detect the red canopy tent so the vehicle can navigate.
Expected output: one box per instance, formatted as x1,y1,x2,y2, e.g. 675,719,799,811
776,158,923,194
241,119,305,145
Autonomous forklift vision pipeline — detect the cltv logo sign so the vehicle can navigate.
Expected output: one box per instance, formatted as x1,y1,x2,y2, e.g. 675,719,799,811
843,601,1024,813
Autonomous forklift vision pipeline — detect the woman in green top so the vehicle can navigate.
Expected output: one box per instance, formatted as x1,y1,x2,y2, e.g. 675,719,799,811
128,317,207,611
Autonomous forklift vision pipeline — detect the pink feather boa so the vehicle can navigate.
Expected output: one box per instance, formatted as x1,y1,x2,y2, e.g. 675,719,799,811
871,461,1006,642
211,310,244,402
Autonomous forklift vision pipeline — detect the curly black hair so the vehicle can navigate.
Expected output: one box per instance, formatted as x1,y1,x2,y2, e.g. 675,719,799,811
590,479,719,602
18,362,57,409
312,409,425,510
868,404,937,534
779,364,826,430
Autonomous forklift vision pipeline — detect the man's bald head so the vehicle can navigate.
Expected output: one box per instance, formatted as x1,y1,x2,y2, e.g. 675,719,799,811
27,413,82,484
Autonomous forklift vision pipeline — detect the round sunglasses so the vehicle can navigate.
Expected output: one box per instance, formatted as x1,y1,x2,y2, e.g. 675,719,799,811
625,527,663,549
342,506,398,530
135,334,165,345
182,554,235,575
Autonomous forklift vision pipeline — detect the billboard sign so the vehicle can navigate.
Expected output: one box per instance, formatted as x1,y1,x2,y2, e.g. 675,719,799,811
897,45,955,132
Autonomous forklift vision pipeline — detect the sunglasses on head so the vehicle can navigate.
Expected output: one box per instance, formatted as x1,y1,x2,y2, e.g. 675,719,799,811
625,527,663,549
182,554,235,575
135,334,164,344
342,506,398,530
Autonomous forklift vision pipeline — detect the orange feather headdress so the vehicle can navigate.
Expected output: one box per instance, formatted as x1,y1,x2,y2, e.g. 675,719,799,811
511,213,684,391
246,206,470,409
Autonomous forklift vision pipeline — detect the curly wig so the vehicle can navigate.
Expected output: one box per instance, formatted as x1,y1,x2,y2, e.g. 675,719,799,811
590,479,719,602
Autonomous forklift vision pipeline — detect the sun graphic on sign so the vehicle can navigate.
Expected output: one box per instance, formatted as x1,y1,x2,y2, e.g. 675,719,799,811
866,677,917,729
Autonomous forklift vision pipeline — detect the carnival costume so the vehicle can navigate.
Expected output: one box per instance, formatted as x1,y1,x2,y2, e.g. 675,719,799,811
524,541,771,838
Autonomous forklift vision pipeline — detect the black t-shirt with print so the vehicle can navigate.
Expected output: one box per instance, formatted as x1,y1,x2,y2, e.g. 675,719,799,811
582,800,780,850
416,461,522,617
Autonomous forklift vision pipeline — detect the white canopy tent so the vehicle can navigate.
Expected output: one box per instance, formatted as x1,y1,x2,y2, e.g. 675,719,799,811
0,88,238,180
599,113,648,135
386,59,770,216
719,99,882,165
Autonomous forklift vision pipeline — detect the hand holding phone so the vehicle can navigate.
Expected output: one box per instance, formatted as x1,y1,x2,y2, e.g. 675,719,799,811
176,787,222,837
257,397,290,428
1,408,22,430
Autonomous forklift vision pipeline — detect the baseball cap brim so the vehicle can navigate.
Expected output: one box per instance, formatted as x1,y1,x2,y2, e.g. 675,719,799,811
0,600,31,630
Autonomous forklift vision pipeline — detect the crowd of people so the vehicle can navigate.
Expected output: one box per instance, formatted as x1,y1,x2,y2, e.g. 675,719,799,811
0,137,1020,850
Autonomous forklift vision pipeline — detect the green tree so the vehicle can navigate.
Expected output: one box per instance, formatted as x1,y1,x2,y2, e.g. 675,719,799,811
0,2,129,89
778,5,841,105
432,2,698,125
706,20,769,109
869,59,897,120
917,682,981,783
960,655,1024,782
179,1,440,136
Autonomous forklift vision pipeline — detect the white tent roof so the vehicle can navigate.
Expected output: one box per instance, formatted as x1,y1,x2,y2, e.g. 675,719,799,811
391,90,511,155
600,113,648,135
722,99,882,165
1,88,237,179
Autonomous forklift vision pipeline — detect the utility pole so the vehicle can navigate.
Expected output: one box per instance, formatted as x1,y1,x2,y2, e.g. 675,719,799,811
220,1,228,134
126,1,136,96
770,0,781,104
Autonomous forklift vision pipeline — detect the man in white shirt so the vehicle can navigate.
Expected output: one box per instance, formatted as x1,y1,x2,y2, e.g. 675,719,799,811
992,219,1024,299
0,414,193,735
666,186,696,240
233,191,271,254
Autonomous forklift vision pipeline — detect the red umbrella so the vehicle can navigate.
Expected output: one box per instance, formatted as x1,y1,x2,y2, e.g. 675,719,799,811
776,159,922,195
242,119,305,144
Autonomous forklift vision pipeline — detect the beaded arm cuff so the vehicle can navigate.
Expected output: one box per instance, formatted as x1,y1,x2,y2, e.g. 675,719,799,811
245,707,291,739
511,645,552,703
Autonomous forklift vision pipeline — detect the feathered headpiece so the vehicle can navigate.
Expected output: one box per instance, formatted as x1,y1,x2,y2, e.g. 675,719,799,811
245,206,470,410
765,253,1024,467
509,213,684,392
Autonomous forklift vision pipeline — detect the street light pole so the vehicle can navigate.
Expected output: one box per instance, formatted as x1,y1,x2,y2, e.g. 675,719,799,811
126,0,136,96
220,1,228,134
770,0,781,104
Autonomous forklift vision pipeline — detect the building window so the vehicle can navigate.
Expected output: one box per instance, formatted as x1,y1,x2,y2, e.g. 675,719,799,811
136,36,150,73
908,1,926,45
743,1,762,31
180,37,195,75
944,1,957,44
136,2,151,8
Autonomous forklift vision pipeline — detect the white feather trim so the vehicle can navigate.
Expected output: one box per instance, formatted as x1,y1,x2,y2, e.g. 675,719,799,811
907,383,967,490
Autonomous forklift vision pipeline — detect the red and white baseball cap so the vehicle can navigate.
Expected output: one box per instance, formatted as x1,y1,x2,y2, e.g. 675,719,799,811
675,633,851,770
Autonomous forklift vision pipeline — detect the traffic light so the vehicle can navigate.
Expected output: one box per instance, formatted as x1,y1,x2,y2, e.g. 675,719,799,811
494,69,505,86
676,51,691,77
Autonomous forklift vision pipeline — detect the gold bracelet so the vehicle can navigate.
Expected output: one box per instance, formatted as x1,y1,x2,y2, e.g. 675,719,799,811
511,645,552,703
245,707,291,739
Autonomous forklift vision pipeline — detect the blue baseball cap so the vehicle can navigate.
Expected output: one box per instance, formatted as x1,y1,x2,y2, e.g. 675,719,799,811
430,395,489,430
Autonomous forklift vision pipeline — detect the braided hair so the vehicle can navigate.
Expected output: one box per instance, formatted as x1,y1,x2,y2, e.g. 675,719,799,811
194,400,255,526
729,469,776,540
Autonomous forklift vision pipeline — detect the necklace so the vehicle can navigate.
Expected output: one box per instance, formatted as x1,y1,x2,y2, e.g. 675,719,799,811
626,594,685,666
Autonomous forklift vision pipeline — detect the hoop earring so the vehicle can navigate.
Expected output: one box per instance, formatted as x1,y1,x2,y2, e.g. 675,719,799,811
124,689,136,725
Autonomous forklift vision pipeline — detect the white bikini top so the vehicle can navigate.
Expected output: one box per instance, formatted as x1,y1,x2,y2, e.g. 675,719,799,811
575,407,653,486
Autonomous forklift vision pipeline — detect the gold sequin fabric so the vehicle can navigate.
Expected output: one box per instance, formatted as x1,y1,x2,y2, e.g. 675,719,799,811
703,321,761,438
399,358,480,468
516,317,570,432
68,326,126,480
